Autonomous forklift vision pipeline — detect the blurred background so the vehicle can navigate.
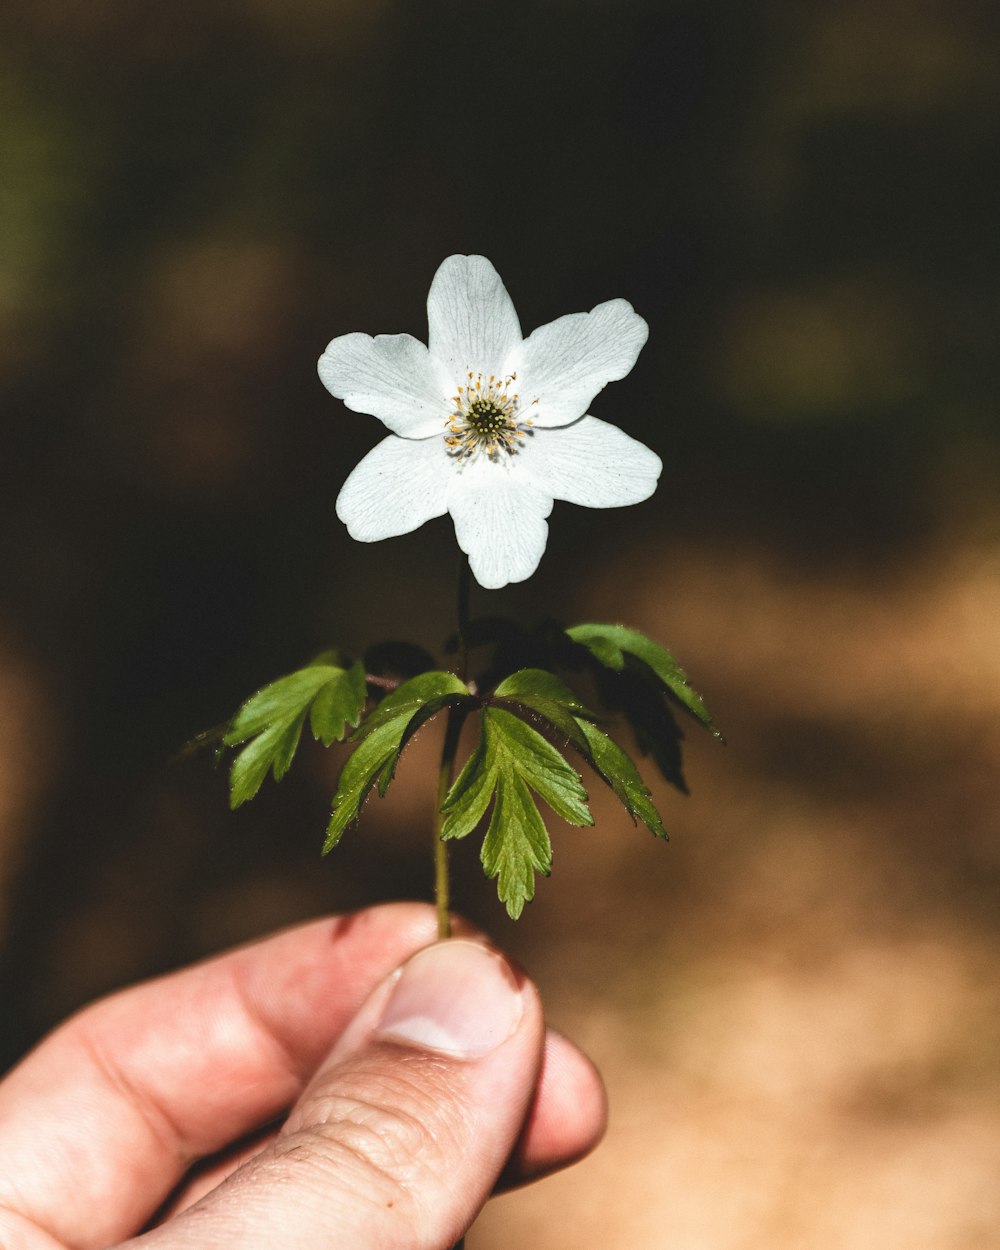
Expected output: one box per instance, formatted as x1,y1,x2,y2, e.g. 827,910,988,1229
2,0,999,1245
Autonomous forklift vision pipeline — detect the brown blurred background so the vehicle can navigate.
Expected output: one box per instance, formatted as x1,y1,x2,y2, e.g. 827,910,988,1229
2,1,999,1246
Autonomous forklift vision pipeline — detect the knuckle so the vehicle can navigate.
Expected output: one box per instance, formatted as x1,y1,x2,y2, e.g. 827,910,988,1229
273,1064,464,1219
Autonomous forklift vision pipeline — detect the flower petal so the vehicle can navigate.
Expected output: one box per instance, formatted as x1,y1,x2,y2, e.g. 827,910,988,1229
447,460,552,590
516,299,648,428
336,434,450,541
318,332,448,438
427,255,522,377
520,415,662,508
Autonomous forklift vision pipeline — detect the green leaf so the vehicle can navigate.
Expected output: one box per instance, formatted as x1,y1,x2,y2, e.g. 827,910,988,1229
572,631,624,671
589,667,688,793
492,668,595,747
353,670,470,739
325,717,412,851
224,657,368,808
310,661,367,746
325,670,472,851
224,664,344,746
566,623,723,739
573,716,667,839
229,717,304,808
481,772,553,920
441,704,593,919
439,736,494,841
488,708,592,827
270,712,307,782
493,668,590,709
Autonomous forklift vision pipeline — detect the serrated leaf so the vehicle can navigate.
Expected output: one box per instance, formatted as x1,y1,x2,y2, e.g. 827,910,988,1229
481,771,553,920
229,714,306,808
487,708,593,827
376,752,398,798
325,670,472,851
324,716,412,851
229,724,283,808
573,716,667,839
310,661,367,746
440,736,494,841
573,632,625,671
224,657,369,808
567,623,722,739
353,671,470,739
224,664,345,746
493,668,591,711
271,711,307,782
595,667,688,792
442,707,593,836
492,667,595,749
440,703,592,920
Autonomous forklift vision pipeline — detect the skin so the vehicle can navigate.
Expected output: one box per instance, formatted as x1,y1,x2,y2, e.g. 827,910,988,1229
0,903,606,1250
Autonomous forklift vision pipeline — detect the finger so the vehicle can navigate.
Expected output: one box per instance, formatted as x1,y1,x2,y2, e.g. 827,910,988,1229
503,1027,607,1184
0,906,607,1250
157,1026,606,1217
130,941,548,1250
0,903,440,1250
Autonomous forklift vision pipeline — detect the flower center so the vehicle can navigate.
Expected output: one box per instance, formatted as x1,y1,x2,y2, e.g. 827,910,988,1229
444,371,534,462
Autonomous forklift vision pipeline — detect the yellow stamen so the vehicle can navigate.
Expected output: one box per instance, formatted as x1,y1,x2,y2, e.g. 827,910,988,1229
442,367,536,464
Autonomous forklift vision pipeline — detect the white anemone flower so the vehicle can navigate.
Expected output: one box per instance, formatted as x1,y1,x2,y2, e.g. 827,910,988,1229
318,254,662,590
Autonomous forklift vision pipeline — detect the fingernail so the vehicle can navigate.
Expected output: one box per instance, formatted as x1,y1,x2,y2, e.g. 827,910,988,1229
375,940,524,1060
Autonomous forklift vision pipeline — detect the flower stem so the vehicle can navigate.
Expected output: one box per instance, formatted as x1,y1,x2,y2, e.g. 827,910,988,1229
445,560,473,1246
434,706,464,939
434,553,473,940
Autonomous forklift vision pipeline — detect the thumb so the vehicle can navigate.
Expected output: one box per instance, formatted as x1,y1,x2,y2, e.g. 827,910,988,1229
133,940,543,1250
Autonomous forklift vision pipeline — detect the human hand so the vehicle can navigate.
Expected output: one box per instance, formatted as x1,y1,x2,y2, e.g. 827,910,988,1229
0,903,606,1249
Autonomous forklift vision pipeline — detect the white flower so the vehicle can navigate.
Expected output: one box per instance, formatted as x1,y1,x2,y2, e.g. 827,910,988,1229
318,255,662,590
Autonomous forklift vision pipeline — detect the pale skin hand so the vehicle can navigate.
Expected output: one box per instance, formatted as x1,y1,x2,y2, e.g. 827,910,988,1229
0,903,607,1250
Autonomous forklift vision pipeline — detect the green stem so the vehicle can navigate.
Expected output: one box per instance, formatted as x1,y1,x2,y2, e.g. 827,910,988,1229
433,707,464,939
447,558,473,1246
435,554,474,940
